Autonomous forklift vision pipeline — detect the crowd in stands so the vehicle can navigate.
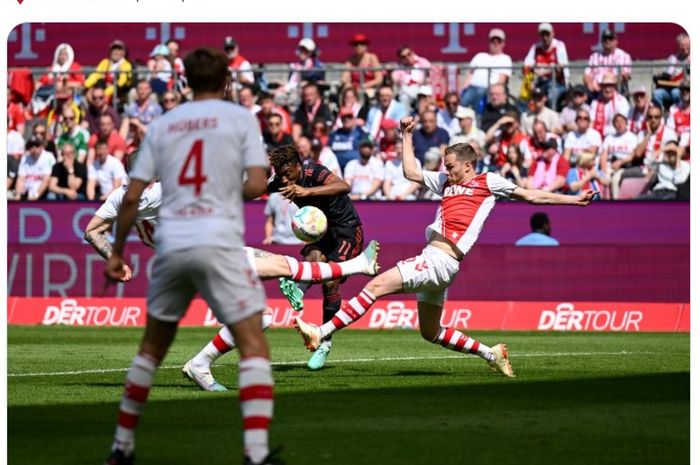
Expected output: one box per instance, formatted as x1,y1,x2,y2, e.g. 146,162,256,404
7,24,690,202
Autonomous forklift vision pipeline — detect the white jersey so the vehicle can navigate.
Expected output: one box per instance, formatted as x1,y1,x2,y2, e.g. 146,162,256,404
88,155,126,198
344,157,385,199
563,128,602,165
17,151,56,197
601,131,637,164
130,99,268,253
422,171,516,255
95,182,162,248
384,158,421,199
469,52,512,88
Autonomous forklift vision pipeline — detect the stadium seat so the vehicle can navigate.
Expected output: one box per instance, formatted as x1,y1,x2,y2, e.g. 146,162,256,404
618,177,649,200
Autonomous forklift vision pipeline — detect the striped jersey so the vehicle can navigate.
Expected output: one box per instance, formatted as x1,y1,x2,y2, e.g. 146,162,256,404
584,48,632,84
421,171,516,255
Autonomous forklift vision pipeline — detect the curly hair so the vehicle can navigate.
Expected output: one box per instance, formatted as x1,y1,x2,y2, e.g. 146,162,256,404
268,144,301,171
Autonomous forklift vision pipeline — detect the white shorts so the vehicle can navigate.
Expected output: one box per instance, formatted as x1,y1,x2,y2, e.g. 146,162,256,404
147,246,266,325
396,245,460,306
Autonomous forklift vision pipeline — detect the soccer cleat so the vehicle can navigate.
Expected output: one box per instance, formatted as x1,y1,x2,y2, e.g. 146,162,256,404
243,446,285,465
104,449,134,465
279,278,304,312
294,316,322,351
361,240,381,276
488,343,515,378
307,344,331,370
181,359,228,392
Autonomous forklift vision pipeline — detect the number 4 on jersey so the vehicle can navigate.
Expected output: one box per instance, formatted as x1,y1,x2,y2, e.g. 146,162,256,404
178,139,207,196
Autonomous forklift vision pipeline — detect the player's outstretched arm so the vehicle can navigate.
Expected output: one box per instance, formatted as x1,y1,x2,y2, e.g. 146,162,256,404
85,216,115,260
243,166,269,200
511,187,598,206
400,116,424,184
105,179,148,282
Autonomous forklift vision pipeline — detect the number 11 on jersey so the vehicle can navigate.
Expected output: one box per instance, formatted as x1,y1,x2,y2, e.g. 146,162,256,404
178,139,208,196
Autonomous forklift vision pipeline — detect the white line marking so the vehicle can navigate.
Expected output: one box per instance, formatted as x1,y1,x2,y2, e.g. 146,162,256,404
7,351,658,378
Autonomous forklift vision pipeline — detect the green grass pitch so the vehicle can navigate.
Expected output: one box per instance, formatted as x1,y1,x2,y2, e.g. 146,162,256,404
7,326,689,465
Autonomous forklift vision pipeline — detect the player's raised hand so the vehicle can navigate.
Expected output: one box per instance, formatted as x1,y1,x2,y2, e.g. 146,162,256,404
400,116,417,134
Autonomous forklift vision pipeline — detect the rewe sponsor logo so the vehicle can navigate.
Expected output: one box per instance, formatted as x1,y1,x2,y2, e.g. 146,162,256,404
443,185,474,197
537,302,643,331
42,299,142,326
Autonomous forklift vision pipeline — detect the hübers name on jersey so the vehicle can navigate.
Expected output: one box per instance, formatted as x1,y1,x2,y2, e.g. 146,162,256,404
167,117,218,133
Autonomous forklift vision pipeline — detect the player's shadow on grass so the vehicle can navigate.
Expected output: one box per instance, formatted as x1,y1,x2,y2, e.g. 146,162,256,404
8,372,689,465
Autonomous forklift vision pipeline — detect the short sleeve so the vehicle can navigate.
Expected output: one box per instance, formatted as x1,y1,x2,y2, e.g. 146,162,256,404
112,158,127,179
17,157,27,177
94,187,123,221
87,162,97,180
129,128,157,182
313,164,334,185
485,172,517,198
421,170,447,196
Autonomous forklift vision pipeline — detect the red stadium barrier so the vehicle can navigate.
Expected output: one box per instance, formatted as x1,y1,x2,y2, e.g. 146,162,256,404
7,297,688,332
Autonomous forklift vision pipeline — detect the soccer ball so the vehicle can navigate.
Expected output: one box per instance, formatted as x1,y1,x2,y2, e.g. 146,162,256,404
291,206,328,243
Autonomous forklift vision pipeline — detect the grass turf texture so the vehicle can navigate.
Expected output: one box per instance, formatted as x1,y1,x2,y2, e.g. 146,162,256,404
7,327,689,465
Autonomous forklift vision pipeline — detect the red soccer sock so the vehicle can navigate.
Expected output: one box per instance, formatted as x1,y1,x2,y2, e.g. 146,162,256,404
319,288,376,338
239,356,274,464
433,327,493,361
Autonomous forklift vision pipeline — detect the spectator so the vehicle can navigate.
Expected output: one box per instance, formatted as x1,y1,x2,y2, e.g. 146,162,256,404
262,192,302,245
7,88,27,137
560,85,591,133
562,109,602,165
88,113,127,162
161,90,180,113
437,92,462,137
47,143,87,200
413,86,439,117
666,79,690,151
38,42,85,91
328,107,370,172
56,106,90,162
484,110,527,168
82,86,121,135
520,87,563,136
515,213,559,246
600,113,638,191
635,140,690,200
520,119,561,168
566,151,609,195
238,85,260,115
333,86,369,130
628,84,651,134
309,119,329,148
292,82,333,141
263,113,294,150
412,109,450,164
480,83,520,132
584,29,632,98
7,116,25,192
589,73,629,138
633,105,678,171
84,39,133,106
499,144,528,188
449,106,485,148
344,139,384,200
256,91,292,135
86,140,126,201
383,139,422,201
523,23,569,111
146,44,173,97
119,79,163,145
391,45,432,110
224,36,255,88
274,38,325,108
653,33,690,109
377,119,400,162
341,33,384,99
417,147,443,200
525,138,569,192
165,39,189,97
364,84,409,141
459,28,512,110
30,123,57,157
13,136,55,201
309,138,342,178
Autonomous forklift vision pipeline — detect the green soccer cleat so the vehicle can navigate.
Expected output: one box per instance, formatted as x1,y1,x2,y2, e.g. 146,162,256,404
279,278,305,312
488,343,515,378
361,240,381,276
307,344,331,371
294,316,322,351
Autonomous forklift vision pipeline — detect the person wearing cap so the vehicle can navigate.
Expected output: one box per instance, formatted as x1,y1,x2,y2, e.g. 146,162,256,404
383,134,422,201
589,73,630,138
223,35,255,87
363,84,409,140
256,91,292,136
525,137,569,193
274,38,326,108
459,27,512,110
562,108,601,166
345,139,384,200
523,23,569,111
584,28,632,97
146,43,173,97
13,136,56,201
329,106,371,172
520,87,563,137
38,42,85,91
560,85,591,133
341,33,383,98
634,140,690,201
436,92,462,137
84,39,133,103
599,113,638,197
449,105,485,148
653,32,690,109
628,84,650,134
377,118,400,161
391,45,433,110
666,78,690,150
